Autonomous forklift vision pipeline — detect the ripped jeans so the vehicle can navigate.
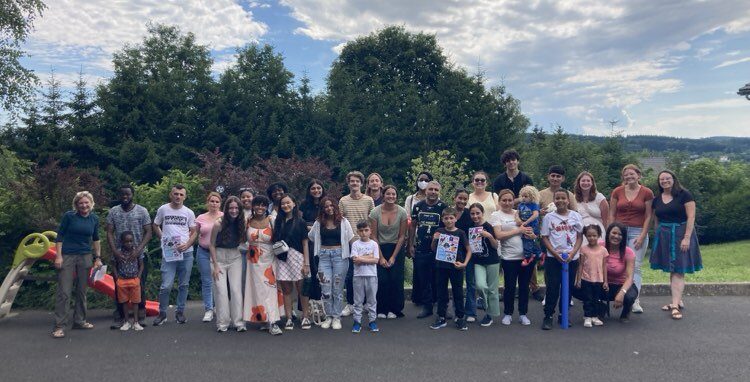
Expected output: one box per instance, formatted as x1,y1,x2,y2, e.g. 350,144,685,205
317,248,349,318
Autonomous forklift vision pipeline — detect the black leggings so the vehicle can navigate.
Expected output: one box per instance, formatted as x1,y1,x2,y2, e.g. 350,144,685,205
543,258,581,318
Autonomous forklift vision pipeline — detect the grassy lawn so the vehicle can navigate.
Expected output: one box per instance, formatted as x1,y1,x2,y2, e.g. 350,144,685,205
641,240,750,283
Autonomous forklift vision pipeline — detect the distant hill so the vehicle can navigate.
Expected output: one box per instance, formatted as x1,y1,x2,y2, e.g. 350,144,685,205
570,135,750,160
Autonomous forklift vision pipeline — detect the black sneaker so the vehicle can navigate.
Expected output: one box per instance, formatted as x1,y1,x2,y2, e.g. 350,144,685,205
153,313,167,326
176,311,187,324
480,315,493,327
138,319,147,328
430,317,447,329
542,316,553,330
417,306,433,319
456,318,468,331
532,290,545,302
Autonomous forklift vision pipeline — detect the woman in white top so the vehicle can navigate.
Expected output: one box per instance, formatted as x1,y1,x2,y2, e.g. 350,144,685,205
574,171,609,233
404,171,433,215
468,171,498,216
491,189,536,326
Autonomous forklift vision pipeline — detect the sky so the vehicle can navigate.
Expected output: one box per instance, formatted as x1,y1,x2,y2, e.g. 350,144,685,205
19,0,750,138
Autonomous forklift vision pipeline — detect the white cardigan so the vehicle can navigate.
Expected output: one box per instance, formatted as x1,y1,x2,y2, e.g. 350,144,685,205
308,218,355,258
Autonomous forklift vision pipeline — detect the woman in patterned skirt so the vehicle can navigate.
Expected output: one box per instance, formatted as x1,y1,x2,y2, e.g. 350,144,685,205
244,195,283,335
273,194,311,330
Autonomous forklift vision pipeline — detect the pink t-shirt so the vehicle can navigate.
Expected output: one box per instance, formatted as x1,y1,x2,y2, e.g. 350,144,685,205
606,246,635,285
579,244,608,283
196,212,223,249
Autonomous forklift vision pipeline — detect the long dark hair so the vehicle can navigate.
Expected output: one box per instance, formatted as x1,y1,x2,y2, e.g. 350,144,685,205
218,196,245,245
250,195,270,218
657,170,686,197
316,196,342,225
273,194,302,242
605,222,628,261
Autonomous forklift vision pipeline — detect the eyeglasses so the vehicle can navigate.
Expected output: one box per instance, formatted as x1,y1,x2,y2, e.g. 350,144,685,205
473,178,486,183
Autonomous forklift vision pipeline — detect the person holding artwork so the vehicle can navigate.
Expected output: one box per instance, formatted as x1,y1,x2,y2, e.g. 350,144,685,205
467,203,499,326
152,184,197,326
429,207,473,331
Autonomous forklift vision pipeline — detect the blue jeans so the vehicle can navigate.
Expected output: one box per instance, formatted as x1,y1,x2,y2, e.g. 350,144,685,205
196,246,213,311
318,248,349,318
159,252,194,314
626,226,649,295
464,258,477,317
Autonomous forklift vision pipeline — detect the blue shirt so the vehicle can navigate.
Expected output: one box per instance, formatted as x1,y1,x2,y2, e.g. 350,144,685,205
518,202,540,233
56,211,100,255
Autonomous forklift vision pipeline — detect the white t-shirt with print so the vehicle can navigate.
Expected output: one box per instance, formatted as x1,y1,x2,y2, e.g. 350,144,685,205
350,239,379,277
154,204,196,254
540,210,583,260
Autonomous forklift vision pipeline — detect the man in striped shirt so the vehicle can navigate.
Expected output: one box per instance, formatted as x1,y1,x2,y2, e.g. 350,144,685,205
338,171,375,316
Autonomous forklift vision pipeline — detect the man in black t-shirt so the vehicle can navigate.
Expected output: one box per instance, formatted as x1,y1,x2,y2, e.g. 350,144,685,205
492,149,534,205
408,181,446,318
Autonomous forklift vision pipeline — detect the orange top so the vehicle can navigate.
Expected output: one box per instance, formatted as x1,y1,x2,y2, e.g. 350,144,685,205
610,185,654,227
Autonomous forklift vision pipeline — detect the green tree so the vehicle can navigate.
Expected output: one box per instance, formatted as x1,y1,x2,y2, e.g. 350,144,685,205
0,0,45,111
215,44,298,165
66,71,108,169
406,150,470,202
97,24,216,177
326,26,528,184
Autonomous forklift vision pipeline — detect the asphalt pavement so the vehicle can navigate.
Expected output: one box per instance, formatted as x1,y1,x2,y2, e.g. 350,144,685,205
0,296,748,382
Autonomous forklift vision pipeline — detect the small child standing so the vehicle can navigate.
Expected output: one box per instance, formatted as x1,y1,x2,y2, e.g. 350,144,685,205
430,207,473,331
114,231,144,331
516,185,542,267
575,225,609,328
350,220,381,333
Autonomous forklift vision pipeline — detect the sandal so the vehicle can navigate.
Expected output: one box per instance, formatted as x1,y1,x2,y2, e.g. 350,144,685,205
661,302,685,311
670,305,683,320
72,322,94,330
52,328,65,338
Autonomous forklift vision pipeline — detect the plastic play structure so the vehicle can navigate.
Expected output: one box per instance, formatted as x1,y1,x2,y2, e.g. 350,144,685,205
0,231,159,319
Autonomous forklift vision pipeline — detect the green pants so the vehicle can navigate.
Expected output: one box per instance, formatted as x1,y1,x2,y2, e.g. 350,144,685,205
474,263,500,317
54,254,92,328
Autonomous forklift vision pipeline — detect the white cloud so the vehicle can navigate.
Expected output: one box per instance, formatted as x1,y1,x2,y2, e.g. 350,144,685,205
281,0,750,136
713,56,750,69
664,98,748,112
27,0,268,71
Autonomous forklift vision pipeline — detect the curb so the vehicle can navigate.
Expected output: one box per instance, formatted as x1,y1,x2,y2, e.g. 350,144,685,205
402,283,750,298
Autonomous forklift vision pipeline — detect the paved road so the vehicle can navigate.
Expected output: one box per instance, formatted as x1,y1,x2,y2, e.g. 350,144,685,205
0,296,748,382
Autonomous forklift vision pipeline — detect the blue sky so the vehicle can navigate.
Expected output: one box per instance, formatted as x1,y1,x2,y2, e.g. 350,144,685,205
20,0,750,138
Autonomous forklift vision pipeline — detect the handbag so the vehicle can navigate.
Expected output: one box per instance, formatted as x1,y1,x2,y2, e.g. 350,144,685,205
272,240,289,262
301,276,313,297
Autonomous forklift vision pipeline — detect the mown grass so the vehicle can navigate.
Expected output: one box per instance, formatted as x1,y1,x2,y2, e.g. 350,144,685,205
641,240,750,283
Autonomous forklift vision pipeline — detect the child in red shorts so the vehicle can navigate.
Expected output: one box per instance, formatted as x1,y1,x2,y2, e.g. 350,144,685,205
114,231,144,331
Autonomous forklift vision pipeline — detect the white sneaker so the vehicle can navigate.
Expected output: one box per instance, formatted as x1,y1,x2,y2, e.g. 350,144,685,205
519,315,531,326
466,316,476,323
501,315,512,326
332,318,342,330
387,312,397,319
202,310,214,322
377,313,387,319
570,299,575,306
341,304,353,317
592,317,604,326
632,299,644,313
120,321,132,331
584,317,593,328
133,322,144,331
320,317,332,329
269,324,282,335
236,325,247,332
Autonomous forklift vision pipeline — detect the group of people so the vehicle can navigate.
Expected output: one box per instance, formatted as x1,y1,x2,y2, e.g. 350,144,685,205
50,149,702,338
